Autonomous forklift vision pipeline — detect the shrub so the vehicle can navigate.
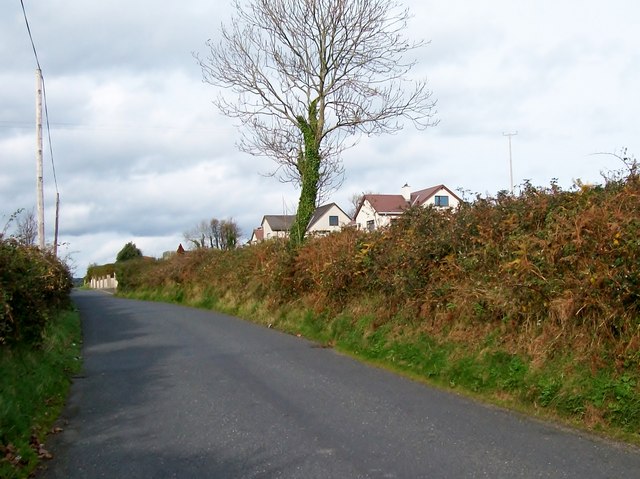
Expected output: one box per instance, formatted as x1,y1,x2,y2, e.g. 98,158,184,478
116,242,143,262
0,240,72,346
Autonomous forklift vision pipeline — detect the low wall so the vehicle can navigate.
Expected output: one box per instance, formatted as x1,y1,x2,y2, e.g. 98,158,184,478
88,274,118,290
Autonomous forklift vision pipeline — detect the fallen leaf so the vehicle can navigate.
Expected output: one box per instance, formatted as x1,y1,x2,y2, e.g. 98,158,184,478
38,446,53,460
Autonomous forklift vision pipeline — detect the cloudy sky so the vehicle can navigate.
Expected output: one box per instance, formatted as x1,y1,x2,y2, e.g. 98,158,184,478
1,1,638,275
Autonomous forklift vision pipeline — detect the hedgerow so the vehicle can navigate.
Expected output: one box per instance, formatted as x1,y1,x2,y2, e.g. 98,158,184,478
119,173,640,366
114,168,640,437
0,240,72,346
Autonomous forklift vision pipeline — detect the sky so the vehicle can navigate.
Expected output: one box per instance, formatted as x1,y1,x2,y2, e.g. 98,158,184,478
1,1,638,276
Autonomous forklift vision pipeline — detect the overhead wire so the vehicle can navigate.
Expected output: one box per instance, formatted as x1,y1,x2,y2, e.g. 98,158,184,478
19,0,59,194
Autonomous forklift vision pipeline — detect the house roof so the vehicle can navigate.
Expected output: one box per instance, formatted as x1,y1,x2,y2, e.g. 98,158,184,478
410,185,443,206
251,227,264,242
262,214,295,231
411,184,462,205
362,194,408,215
307,203,351,230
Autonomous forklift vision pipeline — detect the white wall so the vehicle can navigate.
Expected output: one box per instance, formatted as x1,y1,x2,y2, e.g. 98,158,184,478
308,204,351,234
355,187,460,232
89,274,118,289
355,200,392,231
420,187,461,209
261,219,289,239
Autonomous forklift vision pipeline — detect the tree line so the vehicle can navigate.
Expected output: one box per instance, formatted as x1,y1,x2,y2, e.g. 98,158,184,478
183,217,241,251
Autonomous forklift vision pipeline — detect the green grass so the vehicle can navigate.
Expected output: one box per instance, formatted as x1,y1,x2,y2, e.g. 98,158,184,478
269,305,639,441
0,309,82,479
120,287,640,446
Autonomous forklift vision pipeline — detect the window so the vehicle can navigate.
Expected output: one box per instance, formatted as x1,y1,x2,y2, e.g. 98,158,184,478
329,215,339,226
366,220,375,232
434,195,449,207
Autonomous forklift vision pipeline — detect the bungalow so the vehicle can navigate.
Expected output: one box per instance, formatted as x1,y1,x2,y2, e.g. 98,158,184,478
260,214,296,241
355,184,461,231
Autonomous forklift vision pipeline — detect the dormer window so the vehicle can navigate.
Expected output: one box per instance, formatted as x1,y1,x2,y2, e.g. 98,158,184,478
434,195,449,207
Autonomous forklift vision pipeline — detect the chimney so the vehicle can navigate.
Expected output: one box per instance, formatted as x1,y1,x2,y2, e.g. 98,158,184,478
401,183,411,202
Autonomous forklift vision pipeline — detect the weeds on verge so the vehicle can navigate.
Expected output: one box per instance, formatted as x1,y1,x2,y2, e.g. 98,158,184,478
114,167,640,443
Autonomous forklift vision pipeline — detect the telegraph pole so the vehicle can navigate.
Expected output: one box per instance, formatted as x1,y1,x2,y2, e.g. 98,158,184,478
503,131,517,194
36,68,45,249
53,193,59,256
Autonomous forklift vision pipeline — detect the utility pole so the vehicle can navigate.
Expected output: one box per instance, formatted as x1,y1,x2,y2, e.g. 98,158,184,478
503,131,517,194
53,193,59,256
36,68,45,249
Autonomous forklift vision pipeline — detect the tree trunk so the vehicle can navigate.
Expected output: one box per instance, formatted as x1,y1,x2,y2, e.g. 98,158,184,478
290,101,321,247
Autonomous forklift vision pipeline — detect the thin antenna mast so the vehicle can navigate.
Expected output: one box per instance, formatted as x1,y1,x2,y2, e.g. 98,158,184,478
502,131,518,194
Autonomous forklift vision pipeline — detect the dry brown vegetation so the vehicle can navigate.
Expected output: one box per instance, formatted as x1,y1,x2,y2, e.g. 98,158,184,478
112,169,640,439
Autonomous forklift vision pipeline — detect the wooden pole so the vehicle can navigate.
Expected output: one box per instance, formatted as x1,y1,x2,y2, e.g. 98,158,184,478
53,193,60,256
36,68,45,249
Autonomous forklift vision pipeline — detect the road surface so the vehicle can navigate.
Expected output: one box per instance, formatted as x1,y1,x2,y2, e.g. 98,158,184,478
40,290,640,478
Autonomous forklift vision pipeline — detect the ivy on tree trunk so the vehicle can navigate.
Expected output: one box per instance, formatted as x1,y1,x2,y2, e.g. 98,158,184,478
290,100,321,247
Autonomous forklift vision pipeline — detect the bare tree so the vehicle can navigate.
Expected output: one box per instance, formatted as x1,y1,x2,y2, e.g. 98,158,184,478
347,191,374,218
593,147,638,183
184,217,241,250
184,221,205,249
1,209,23,240
15,208,37,246
196,0,437,246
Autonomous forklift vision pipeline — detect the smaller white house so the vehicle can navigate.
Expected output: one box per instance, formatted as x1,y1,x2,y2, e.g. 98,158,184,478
355,184,461,231
306,203,352,236
260,215,296,241
249,227,264,245
250,203,351,244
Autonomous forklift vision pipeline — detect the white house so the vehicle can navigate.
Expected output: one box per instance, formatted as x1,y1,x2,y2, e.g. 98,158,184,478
355,184,461,231
306,203,352,236
249,227,264,245
259,214,296,241
250,203,351,244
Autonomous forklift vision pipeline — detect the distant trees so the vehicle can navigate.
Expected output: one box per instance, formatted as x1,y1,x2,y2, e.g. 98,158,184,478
116,242,143,262
183,218,241,251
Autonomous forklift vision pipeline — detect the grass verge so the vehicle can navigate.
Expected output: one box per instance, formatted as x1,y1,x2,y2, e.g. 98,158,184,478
0,308,82,479
120,287,640,446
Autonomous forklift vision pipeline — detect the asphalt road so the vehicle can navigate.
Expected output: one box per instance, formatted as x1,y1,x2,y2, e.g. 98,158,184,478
40,290,640,478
